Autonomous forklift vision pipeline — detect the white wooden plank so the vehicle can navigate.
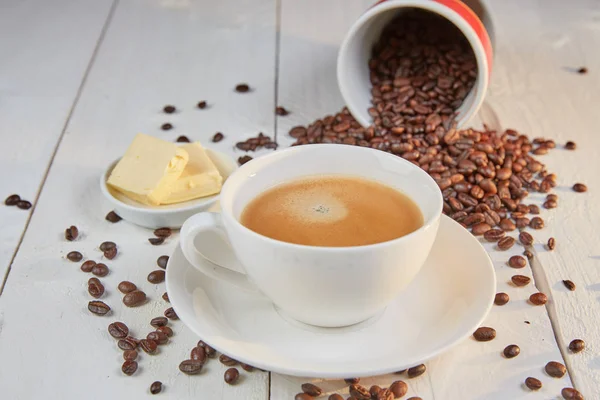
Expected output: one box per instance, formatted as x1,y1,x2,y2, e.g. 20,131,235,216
0,0,114,286
0,0,275,398
273,1,572,399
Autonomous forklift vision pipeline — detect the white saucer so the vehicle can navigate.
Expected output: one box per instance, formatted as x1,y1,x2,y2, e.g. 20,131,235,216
166,215,495,378
100,148,236,229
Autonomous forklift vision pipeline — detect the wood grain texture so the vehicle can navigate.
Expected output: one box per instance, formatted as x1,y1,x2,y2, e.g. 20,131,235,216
0,0,114,288
0,0,275,398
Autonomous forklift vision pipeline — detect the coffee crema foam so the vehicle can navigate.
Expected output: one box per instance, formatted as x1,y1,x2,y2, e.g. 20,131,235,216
240,175,423,247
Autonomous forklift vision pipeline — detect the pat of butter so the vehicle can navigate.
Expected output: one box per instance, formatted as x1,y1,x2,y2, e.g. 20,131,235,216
162,142,223,204
107,133,189,205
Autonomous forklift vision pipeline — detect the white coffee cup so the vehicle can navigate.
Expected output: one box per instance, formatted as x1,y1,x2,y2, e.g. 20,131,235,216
180,144,442,327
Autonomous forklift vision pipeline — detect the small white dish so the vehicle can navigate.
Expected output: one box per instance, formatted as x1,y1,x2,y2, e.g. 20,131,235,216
166,215,495,378
100,148,237,229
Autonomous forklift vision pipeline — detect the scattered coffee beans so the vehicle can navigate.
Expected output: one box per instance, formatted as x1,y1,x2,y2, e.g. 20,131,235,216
122,360,138,376
369,385,382,398
118,338,138,351
150,381,162,395
240,363,254,372
88,300,110,316
162,292,170,302
176,135,190,143
179,359,203,375
519,231,534,246
301,383,322,396
511,275,531,287
572,183,587,193
163,307,178,320
157,255,169,269
66,251,83,262
163,105,176,114
118,281,137,293
344,378,360,384
484,229,505,242
562,387,584,400
161,123,173,131
4,194,20,205
565,141,576,150
530,217,544,229
148,270,166,284
219,354,238,366
80,260,96,272
16,200,32,210
99,241,116,251
545,361,566,378
508,255,527,268
88,277,105,298
238,155,253,165
547,237,556,250
235,83,250,93
569,339,585,353
190,346,206,363
197,101,207,109
150,317,168,328
224,368,239,385
105,211,122,222
497,236,516,251
65,225,78,241
276,106,289,116
157,326,173,337
103,247,117,260
389,381,408,397
212,132,224,142
198,341,216,357
235,132,277,152
407,364,426,378
503,344,520,358
123,350,138,361
123,290,147,307
148,237,165,245
147,331,168,345
499,219,516,231
349,384,370,399
92,263,109,277
472,223,492,236
108,322,129,339
473,327,496,342
154,227,172,238
140,338,158,354
524,377,542,390
523,249,533,260
495,292,509,306
529,292,548,305
377,389,394,400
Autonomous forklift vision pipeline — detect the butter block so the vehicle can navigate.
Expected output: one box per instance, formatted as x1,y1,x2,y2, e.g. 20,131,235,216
107,133,189,205
162,142,223,204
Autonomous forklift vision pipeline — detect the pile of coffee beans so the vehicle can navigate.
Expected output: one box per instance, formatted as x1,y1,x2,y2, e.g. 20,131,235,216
235,132,278,151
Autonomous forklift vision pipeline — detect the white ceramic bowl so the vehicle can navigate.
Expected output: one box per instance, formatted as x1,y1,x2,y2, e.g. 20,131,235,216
100,148,237,229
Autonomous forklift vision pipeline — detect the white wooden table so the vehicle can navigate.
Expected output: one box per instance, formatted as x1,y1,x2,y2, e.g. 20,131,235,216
0,0,598,398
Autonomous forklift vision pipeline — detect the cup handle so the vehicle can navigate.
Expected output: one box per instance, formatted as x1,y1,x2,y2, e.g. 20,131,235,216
180,212,259,293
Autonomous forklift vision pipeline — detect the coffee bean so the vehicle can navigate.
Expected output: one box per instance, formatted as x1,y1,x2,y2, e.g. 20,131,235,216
122,360,138,376
407,364,426,378
240,363,254,372
503,344,520,358
190,346,206,363
65,225,78,241
198,340,216,357
569,339,585,353
16,200,32,210
562,279,576,291
88,300,110,316
80,260,96,273
577,66,588,74
238,155,253,165
369,385,382,398
219,354,238,366
529,217,544,229
472,222,491,236
565,141,576,150
301,383,322,396
66,251,83,262
328,395,344,400
406,398,423,400
157,255,169,269
495,292,509,306
105,211,122,222
525,377,542,390
151,317,168,328
377,389,394,400
545,361,566,378
140,338,158,354
148,237,165,245
147,331,168,345
519,231,534,246
179,359,203,375
4,194,20,205
484,229,505,242
99,241,115,251
349,384,370,399
344,378,360,384
118,338,138,351
523,249,534,260
529,292,548,305
164,307,178,320
154,227,172,238
123,350,138,361
176,135,190,143
163,105,176,114
547,237,556,250
235,83,250,93
92,263,109,277
197,101,207,109
161,123,173,131
88,278,105,298
508,255,527,268
389,380,408,397
150,381,162,395
212,132,224,142
123,290,147,307
148,270,166,284
498,219,516,231
294,394,313,400
103,247,117,260
473,327,496,341
511,275,531,287
276,106,290,116
562,387,584,400
162,292,170,302
157,326,173,337
515,217,530,229
118,281,137,294
543,199,557,209
289,126,307,138
108,322,129,339
497,236,515,251
573,183,587,192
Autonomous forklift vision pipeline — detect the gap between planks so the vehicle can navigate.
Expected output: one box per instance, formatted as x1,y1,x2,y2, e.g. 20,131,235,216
0,0,121,296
